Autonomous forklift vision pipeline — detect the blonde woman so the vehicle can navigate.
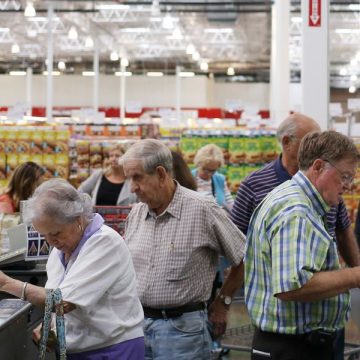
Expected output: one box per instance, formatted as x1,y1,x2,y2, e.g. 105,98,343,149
79,143,137,206
192,144,234,211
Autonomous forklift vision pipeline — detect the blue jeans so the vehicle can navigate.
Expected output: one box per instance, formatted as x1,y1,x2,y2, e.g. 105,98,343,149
144,310,212,360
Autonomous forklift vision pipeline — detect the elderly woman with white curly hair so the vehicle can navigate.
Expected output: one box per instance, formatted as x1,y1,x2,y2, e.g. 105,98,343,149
0,178,144,359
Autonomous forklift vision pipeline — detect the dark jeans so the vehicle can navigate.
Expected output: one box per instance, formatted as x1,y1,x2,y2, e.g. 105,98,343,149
251,327,345,360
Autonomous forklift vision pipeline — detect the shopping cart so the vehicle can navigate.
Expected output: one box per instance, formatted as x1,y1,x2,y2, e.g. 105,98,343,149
220,324,360,359
93,206,132,236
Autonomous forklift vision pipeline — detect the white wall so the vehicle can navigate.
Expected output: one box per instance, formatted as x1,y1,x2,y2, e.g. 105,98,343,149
0,74,302,111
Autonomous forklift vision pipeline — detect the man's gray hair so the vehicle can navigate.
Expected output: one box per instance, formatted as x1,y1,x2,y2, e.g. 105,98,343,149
121,139,173,174
23,178,93,225
276,113,319,146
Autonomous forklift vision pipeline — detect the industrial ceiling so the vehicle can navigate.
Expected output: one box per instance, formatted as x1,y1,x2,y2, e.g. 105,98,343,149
0,0,359,89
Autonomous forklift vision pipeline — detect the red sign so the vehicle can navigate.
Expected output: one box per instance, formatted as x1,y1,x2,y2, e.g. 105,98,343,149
309,0,321,27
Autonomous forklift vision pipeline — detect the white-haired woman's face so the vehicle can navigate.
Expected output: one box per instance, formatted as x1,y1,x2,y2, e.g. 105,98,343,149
198,160,220,181
32,216,83,256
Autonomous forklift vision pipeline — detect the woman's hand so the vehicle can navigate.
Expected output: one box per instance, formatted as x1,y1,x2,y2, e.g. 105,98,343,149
32,323,58,353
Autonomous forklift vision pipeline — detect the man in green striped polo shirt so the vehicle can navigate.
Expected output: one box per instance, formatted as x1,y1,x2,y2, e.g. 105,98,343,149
245,131,360,360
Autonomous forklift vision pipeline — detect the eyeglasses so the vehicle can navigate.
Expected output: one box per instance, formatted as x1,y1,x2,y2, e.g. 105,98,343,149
201,167,217,174
324,160,355,186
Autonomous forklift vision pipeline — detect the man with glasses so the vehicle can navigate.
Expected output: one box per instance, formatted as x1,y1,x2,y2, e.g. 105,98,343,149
231,113,360,268
245,131,360,360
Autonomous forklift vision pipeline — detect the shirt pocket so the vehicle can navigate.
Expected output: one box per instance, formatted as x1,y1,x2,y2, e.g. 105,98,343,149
165,246,192,281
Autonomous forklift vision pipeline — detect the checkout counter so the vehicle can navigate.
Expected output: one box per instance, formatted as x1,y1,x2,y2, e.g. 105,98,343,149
0,262,55,360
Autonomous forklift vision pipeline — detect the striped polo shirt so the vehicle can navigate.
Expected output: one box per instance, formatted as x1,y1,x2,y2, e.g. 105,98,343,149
245,171,350,334
231,156,350,236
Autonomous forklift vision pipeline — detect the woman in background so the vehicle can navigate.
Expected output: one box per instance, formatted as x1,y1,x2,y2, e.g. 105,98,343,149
171,150,197,191
192,144,234,212
79,143,136,206
0,161,45,213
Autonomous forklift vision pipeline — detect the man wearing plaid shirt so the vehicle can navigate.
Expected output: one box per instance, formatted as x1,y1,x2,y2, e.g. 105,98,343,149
245,131,360,360
123,139,246,360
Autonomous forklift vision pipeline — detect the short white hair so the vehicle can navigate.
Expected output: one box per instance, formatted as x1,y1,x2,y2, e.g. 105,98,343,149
121,139,173,174
23,178,93,225
194,144,224,168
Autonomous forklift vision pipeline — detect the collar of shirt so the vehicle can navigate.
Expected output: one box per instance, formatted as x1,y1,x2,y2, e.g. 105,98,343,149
274,154,292,183
59,213,105,267
145,181,182,220
293,171,330,217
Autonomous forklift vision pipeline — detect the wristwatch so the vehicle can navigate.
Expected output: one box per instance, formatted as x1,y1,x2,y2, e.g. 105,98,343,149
219,294,232,306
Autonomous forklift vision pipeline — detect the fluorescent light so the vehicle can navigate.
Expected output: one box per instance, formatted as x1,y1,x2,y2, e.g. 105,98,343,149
350,75,358,82
115,71,132,76
227,67,235,76
82,71,94,76
147,72,163,77
349,4,360,11
11,44,20,54
180,72,195,77
291,17,302,23
96,4,129,10
110,51,119,61
68,26,78,40
24,2,36,17
335,28,360,34
351,59,358,66
43,71,61,76
0,28,10,32
9,71,26,76
150,17,162,22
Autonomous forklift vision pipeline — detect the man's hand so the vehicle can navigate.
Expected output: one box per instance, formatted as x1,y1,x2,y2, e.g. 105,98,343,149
208,299,229,338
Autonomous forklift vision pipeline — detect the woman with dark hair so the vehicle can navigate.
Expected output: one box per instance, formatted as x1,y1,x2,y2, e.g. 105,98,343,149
171,151,197,191
0,161,45,213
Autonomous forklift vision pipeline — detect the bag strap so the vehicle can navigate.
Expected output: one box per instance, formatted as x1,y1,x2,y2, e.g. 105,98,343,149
39,288,67,360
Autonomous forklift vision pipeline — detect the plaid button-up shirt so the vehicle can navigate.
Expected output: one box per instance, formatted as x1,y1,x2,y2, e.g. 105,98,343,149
125,184,245,308
245,171,350,334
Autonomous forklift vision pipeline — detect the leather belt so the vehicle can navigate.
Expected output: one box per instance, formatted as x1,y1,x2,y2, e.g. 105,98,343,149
143,302,206,319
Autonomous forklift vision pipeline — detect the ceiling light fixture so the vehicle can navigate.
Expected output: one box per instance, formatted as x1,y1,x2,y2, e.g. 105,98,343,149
115,71,132,77
192,52,200,61
85,36,94,48
110,51,119,61
43,71,61,76
11,44,20,54
227,67,235,76
200,62,209,72
121,58,129,67
147,72,164,77
339,68,347,76
96,4,129,10
68,26,78,40
350,75,358,82
349,85,356,94
58,61,66,71
82,71,94,76
9,71,26,76
186,44,195,55
162,15,175,30
24,2,36,17
180,72,195,77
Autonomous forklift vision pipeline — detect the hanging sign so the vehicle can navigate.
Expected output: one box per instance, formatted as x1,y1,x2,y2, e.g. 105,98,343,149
309,0,321,27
